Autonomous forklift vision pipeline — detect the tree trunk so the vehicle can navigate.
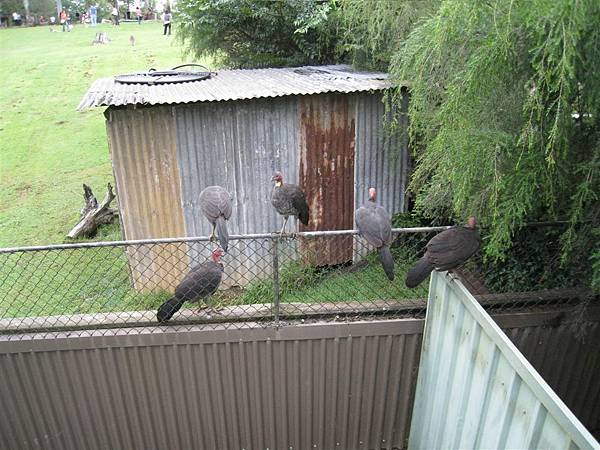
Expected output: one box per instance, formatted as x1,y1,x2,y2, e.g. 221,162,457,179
93,32,110,44
23,0,29,20
68,183,118,239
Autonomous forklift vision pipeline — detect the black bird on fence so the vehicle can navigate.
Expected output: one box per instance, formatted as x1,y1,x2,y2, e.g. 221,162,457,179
405,216,481,288
199,186,232,252
270,171,309,233
355,188,395,281
157,248,225,322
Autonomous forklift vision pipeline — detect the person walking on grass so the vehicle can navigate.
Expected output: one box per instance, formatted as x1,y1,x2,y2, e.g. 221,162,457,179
90,4,97,26
162,8,171,35
136,7,142,24
59,8,70,32
111,5,119,25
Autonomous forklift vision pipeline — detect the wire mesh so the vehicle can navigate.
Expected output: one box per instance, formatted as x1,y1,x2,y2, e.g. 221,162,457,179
0,227,595,339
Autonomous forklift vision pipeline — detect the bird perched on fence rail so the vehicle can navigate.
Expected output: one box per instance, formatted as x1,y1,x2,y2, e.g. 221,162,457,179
405,216,481,288
271,171,309,234
355,188,395,281
157,248,225,322
199,186,232,252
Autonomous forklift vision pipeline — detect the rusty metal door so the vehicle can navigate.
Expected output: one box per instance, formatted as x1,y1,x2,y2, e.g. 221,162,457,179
299,93,356,266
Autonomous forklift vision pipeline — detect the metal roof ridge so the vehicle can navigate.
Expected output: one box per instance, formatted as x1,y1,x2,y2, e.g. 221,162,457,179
78,64,394,110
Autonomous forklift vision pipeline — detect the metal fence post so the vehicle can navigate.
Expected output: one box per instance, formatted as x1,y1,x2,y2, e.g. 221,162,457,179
272,235,280,327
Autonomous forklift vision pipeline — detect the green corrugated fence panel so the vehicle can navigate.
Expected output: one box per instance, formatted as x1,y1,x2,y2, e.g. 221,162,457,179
409,271,599,450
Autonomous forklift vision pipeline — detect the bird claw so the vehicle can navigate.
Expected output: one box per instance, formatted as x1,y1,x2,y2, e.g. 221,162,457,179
197,304,223,316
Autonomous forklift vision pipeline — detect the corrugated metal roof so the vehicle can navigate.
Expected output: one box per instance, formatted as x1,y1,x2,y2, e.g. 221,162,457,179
78,64,392,110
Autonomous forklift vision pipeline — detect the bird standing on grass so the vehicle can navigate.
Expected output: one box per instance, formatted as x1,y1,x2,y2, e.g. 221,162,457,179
405,216,481,288
355,188,395,281
157,248,225,322
199,186,232,252
271,171,309,234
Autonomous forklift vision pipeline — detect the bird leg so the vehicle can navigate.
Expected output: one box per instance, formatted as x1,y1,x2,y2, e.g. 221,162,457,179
209,223,217,242
279,216,289,234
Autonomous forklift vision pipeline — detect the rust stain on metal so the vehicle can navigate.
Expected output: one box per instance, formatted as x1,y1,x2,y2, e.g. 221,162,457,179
299,94,356,265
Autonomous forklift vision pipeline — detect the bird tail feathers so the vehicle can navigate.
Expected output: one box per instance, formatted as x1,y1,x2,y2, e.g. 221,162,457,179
379,246,395,281
405,256,433,288
216,216,229,252
157,296,184,323
299,209,309,226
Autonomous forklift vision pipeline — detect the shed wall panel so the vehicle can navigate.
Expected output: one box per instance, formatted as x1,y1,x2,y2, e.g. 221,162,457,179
107,107,189,292
299,93,356,265
353,92,409,263
354,91,408,214
109,92,409,288
175,98,300,288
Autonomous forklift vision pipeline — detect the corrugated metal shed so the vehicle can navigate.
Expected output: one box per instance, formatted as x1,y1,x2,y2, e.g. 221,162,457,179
354,91,409,213
78,65,391,109
86,65,409,290
299,93,356,265
409,272,599,450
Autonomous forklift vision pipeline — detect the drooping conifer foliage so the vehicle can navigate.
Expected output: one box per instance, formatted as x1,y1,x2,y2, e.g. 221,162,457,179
389,0,600,289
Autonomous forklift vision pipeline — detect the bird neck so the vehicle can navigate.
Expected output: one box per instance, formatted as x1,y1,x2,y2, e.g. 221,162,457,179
275,181,282,187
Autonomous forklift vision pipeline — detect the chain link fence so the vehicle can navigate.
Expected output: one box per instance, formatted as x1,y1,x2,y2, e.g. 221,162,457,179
0,227,595,339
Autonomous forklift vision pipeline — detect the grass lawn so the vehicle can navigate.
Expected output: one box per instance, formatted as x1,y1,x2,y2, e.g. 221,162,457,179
0,21,205,247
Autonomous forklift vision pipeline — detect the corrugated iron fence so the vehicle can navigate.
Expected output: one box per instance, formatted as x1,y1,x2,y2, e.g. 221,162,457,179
0,320,424,450
409,272,599,450
0,294,598,449
1,230,599,449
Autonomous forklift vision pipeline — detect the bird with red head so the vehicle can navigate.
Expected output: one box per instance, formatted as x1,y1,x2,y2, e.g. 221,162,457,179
157,247,225,322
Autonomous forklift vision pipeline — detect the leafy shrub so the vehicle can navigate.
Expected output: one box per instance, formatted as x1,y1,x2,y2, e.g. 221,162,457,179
390,0,600,290
175,0,340,68
475,224,594,292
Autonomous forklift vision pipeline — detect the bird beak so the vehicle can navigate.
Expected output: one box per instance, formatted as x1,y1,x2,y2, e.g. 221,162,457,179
271,175,276,181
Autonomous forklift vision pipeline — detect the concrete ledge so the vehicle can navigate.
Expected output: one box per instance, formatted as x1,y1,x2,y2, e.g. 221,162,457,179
0,288,594,334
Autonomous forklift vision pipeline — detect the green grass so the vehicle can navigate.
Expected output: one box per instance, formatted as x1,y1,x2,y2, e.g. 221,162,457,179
0,246,170,318
0,22,206,247
234,247,427,305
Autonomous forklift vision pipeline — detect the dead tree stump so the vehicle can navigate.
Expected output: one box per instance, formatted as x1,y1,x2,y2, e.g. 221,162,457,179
92,32,110,44
68,183,118,239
